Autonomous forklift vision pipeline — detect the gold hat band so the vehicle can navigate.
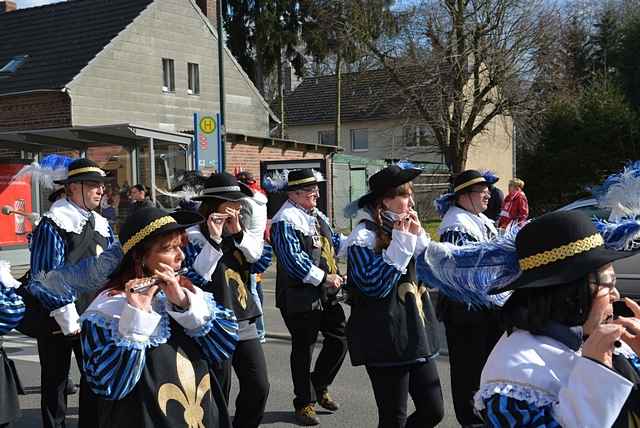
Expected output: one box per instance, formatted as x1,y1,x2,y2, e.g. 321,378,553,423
454,177,487,193
519,233,604,271
68,167,106,177
122,216,177,254
289,176,318,186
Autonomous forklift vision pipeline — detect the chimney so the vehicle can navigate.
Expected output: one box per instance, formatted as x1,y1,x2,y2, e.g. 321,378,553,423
196,0,216,26
0,1,17,13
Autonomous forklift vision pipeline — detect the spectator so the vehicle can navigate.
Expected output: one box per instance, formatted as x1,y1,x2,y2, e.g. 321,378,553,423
129,184,154,212
497,178,528,229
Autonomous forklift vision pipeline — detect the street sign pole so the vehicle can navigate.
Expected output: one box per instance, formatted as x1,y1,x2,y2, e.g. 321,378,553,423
216,0,226,171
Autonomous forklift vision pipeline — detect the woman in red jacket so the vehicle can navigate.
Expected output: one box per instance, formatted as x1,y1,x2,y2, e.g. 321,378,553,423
498,178,529,229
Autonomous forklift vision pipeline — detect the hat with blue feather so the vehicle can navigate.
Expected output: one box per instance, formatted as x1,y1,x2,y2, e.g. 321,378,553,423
433,169,495,218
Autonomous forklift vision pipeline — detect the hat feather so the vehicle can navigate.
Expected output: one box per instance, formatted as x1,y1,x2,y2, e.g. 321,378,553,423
592,161,640,221
434,192,455,218
13,154,73,189
262,170,289,193
416,225,521,307
594,218,640,251
480,169,499,185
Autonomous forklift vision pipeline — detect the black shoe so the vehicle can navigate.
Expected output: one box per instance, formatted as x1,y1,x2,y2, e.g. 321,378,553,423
65,380,77,395
317,390,339,412
295,404,320,426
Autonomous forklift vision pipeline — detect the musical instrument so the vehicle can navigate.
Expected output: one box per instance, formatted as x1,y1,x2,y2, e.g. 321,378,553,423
128,268,189,294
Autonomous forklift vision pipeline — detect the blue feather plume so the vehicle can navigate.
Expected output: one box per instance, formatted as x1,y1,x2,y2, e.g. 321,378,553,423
416,226,521,307
434,192,455,218
262,170,289,193
594,218,640,251
13,154,73,189
591,161,640,221
397,159,418,170
480,169,500,185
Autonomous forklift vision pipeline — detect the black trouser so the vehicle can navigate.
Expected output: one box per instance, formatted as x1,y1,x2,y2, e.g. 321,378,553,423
366,360,444,428
37,334,95,428
231,338,270,428
213,359,232,403
280,304,348,410
440,300,503,427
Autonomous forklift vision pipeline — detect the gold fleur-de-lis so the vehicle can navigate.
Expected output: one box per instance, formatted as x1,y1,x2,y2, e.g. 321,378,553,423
225,269,248,309
158,350,211,428
320,235,338,274
398,282,427,325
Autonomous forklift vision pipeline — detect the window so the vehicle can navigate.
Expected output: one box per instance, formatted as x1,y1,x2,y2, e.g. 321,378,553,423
162,58,175,92
350,129,368,151
318,130,336,146
0,54,28,78
403,125,432,147
188,62,200,95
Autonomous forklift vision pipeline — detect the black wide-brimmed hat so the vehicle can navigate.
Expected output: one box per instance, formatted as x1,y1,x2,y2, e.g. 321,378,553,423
120,207,203,255
452,170,489,195
357,164,421,208
286,169,326,191
53,158,111,185
491,210,639,293
193,171,253,201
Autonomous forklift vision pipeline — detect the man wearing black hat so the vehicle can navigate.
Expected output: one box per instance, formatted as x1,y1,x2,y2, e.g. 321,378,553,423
270,168,347,426
27,158,115,428
436,169,503,428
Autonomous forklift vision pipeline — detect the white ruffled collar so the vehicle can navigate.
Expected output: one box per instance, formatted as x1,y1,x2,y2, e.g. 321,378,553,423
271,200,318,236
44,198,110,237
438,205,496,242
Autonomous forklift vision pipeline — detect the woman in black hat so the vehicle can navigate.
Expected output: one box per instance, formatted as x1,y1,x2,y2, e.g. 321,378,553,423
344,164,444,428
79,207,239,428
475,211,640,427
183,172,271,428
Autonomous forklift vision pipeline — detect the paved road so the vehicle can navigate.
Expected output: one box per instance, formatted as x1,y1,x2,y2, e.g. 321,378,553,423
6,266,461,427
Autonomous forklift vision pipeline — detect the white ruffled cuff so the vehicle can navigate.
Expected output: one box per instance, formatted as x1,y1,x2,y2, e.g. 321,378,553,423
165,287,210,331
118,303,162,343
235,232,264,263
50,303,81,335
415,231,431,256
382,229,417,273
303,264,325,286
193,242,223,282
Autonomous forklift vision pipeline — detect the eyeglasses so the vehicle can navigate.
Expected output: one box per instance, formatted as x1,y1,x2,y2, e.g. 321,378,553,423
470,190,491,197
297,186,319,195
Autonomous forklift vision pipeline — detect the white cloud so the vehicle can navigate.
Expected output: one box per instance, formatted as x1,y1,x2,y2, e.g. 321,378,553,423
14,0,65,8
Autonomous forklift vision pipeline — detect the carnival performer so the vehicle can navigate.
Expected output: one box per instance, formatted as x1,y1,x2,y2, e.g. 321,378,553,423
79,207,238,427
268,168,347,426
0,261,26,428
24,158,115,428
433,169,504,427
475,210,639,428
344,164,443,428
183,172,270,428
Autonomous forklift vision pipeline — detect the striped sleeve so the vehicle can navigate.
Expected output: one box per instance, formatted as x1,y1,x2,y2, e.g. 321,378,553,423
270,221,319,283
27,220,71,310
81,318,147,400
188,292,239,365
0,287,25,335
250,243,273,274
183,241,208,288
347,244,402,299
485,394,561,428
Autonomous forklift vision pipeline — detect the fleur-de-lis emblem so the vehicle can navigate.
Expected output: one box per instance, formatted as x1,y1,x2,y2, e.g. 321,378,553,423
398,282,427,325
158,350,211,428
225,269,248,309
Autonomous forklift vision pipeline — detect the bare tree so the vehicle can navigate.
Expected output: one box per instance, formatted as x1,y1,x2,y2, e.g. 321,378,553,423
332,0,554,173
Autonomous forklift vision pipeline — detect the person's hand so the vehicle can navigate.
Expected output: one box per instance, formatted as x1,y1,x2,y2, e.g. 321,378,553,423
207,213,226,241
155,262,189,309
224,207,242,234
324,273,343,289
392,213,411,233
407,210,423,236
612,298,640,354
125,279,159,312
582,323,625,368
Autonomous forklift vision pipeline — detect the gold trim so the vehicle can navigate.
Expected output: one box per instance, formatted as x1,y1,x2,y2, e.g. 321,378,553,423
67,166,106,177
453,177,486,192
288,176,317,186
122,216,176,254
519,233,604,271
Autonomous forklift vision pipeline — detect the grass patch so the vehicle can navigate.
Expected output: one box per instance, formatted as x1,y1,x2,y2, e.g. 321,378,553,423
423,219,441,239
